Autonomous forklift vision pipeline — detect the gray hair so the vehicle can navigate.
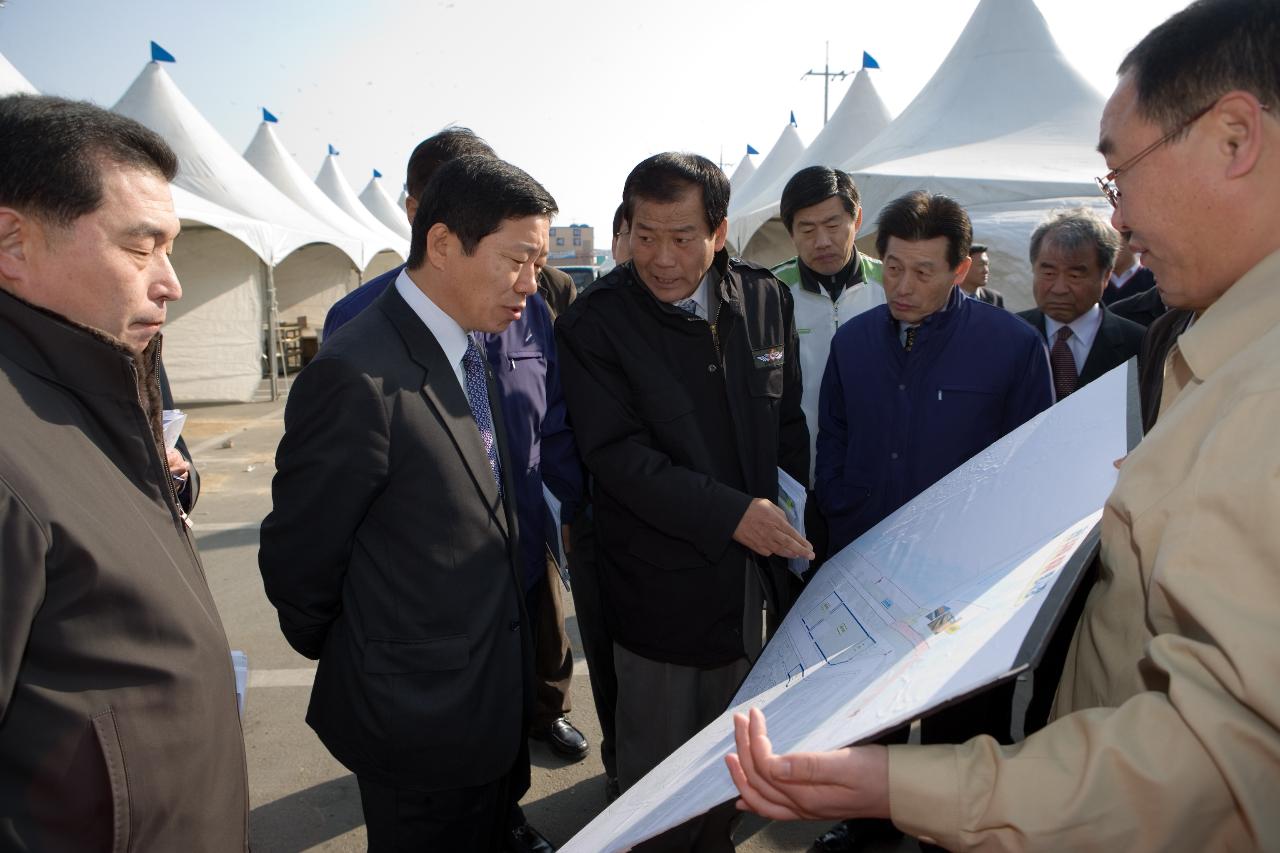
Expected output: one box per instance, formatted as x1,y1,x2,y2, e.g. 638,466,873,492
1029,208,1120,272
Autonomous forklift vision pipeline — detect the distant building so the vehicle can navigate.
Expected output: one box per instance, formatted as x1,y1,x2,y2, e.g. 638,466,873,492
548,223,594,267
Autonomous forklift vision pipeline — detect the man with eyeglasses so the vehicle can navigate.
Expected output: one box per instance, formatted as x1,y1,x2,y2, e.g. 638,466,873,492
726,1,1280,849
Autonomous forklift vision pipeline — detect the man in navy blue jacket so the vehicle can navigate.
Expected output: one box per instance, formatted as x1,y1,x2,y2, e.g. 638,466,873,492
816,191,1052,555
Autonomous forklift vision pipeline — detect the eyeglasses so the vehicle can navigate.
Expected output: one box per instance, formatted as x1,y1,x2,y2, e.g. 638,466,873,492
1095,102,1215,208
1096,100,1272,207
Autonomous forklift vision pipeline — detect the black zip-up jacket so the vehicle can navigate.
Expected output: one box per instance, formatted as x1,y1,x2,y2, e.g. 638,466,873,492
555,251,808,666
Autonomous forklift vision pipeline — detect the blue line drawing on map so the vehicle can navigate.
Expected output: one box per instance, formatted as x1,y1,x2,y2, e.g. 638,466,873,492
804,591,875,665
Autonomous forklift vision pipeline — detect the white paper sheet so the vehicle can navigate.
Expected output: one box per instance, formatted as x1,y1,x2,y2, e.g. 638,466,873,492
561,363,1129,853
777,467,808,579
162,409,186,451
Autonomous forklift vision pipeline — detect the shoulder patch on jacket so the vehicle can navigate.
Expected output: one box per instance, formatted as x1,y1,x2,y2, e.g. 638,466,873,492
752,345,785,368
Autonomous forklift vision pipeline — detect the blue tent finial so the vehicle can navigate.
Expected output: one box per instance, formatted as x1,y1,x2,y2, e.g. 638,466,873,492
328,144,340,156
746,144,759,156
373,169,383,179
862,51,880,70
789,110,797,127
150,42,176,63
262,108,279,124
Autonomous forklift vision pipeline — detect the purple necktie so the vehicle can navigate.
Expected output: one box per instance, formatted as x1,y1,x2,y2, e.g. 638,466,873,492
461,335,503,496
1050,326,1079,400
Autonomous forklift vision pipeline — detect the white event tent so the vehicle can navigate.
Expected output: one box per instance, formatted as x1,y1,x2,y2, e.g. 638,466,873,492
114,61,371,401
360,173,413,241
727,150,757,194
0,51,37,95
732,0,1112,309
726,117,806,228
316,152,411,245
244,116,404,274
730,67,893,260
851,0,1108,307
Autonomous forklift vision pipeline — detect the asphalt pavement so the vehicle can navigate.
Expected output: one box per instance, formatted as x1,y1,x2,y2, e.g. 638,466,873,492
184,384,917,852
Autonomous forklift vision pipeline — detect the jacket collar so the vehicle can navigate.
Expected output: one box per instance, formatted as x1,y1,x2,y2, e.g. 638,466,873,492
0,288,165,445
887,285,964,337
375,282,512,540
796,249,865,297
1177,247,1280,383
620,249,739,316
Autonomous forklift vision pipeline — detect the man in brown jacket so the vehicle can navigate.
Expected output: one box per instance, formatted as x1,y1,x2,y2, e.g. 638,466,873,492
0,95,248,850
727,1,1280,849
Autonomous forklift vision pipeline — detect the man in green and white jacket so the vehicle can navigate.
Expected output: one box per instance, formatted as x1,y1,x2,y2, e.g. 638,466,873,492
770,166,885,482
770,166,890,853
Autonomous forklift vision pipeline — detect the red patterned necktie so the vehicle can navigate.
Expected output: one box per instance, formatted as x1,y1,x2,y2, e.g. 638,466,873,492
1050,325,1079,400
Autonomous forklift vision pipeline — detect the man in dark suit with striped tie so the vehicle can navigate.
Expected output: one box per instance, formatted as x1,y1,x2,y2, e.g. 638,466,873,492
260,156,557,852
1018,209,1145,401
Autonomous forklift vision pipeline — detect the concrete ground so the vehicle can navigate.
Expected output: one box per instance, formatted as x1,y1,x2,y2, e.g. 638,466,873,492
184,384,924,852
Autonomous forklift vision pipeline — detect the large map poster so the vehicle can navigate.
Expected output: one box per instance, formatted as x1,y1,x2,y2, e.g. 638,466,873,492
563,363,1133,853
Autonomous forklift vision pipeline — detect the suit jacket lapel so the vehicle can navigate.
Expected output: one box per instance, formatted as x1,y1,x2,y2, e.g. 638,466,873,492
378,285,510,540
1080,307,1121,385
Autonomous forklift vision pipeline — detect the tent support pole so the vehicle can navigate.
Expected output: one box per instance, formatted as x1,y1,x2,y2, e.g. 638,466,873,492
264,261,281,401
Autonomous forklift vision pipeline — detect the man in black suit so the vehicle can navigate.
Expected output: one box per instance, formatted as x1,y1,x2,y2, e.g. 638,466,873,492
1102,231,1157,305
1109,279,1167,327
960,242,1005,307
259,155,557,852
1018,208,1145,401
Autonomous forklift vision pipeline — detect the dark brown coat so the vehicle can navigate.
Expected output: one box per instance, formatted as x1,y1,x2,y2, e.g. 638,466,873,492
0,290,248,851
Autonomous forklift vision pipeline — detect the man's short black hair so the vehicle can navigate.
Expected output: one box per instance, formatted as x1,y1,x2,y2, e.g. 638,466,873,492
969,243,988,255
407,155,557,268
1029,209,1120,272
612,201,628,237
874,191,972,270
0,94,177,228
1119,0,1279,135
780,166,861,233
405,127,496,200
622,152,728,234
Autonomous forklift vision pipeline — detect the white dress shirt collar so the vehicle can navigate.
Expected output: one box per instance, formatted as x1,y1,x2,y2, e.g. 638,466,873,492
395,268,470,392
1110,261,1139,289
1045,303,1103,375
682,269,715,319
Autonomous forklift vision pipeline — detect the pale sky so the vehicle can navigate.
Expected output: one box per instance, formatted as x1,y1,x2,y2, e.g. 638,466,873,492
1,0,1190,238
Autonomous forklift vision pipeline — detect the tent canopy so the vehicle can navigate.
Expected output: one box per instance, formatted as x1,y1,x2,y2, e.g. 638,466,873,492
360,174,413,241
0,51,38,95
735,0,1110,270
727,120,806,223
244,120,407,267
317,154,411,244
728,152,757,194
114,62,364,266
729,68,892,251
847,0,1106,227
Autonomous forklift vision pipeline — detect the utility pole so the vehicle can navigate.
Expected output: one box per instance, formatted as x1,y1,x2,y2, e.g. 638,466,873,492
802,42,848,126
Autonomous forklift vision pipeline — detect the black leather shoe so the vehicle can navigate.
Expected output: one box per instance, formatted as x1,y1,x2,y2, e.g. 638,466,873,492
531,716,589,761
508,820,556,853
811,818,901,852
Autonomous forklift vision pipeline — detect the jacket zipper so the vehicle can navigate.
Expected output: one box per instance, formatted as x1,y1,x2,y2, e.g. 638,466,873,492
135,348,190,532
